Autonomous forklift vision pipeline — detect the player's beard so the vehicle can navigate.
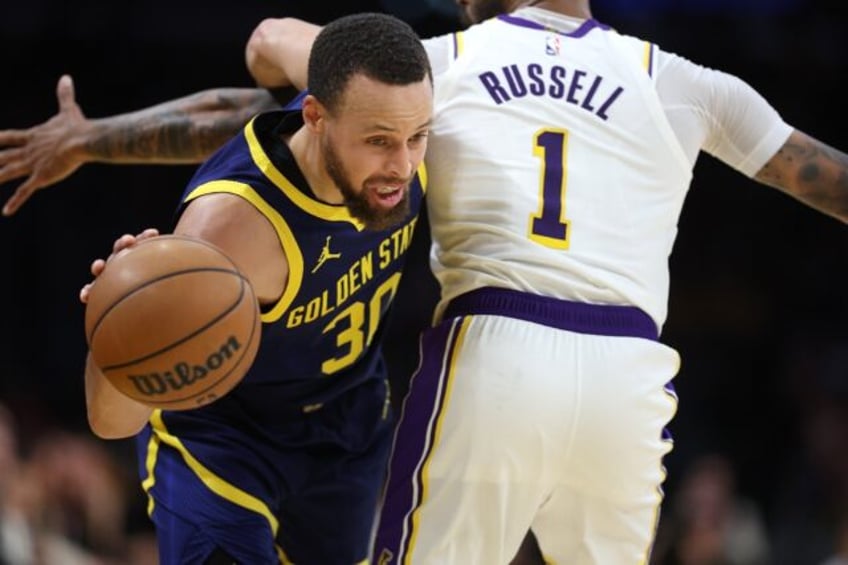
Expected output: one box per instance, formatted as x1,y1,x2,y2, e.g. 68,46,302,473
322,138,412,232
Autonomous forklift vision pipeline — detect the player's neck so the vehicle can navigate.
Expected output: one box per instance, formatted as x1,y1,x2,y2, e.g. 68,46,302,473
287,128,344,205
519,0,592,19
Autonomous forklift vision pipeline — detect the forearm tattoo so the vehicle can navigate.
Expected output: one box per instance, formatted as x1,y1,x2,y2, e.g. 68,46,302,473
756,133,848,221
86,89,277,162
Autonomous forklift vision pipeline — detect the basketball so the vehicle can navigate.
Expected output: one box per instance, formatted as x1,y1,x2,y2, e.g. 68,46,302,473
84,235,261,411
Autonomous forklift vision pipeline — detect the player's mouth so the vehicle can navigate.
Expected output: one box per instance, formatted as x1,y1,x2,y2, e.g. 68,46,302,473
371,184,407,210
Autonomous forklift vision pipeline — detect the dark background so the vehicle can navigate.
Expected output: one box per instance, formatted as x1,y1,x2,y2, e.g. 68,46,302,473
1,1,846,563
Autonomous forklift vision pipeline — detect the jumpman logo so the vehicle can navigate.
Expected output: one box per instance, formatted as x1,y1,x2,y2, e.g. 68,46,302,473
312,235,342,273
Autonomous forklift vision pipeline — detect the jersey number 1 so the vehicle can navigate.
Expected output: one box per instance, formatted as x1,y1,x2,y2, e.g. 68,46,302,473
529,129,571,249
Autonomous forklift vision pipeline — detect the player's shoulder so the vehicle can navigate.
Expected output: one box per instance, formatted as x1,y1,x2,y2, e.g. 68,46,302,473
195,110,295,181
608,26,716,87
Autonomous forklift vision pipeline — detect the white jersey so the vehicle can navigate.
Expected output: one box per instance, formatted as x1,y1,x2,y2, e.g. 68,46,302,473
423,8,792,329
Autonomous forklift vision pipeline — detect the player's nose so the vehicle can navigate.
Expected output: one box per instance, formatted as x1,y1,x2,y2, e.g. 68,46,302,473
385,146,413,180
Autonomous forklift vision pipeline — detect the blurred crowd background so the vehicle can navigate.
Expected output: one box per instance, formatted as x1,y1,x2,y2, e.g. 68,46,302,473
1,0,846,563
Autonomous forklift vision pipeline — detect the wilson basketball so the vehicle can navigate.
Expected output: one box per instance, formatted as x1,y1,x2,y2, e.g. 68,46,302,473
84,235,261,411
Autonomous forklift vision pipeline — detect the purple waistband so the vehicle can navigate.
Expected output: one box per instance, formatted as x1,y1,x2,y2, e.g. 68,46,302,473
442,287,658,341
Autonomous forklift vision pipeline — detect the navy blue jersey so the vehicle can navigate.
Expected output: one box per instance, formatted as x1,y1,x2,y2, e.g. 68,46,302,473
136,109,426,563
176,109,426,408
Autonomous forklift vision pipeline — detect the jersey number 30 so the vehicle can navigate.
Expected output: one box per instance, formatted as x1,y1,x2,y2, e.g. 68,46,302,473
529,128,571,250
320,273,401,374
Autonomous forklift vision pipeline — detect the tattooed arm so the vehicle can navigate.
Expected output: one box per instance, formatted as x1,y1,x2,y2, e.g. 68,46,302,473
0,75,277,216
754,129,848,224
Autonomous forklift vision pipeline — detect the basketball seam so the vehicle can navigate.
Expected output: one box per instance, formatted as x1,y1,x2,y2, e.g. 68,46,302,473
129,285,261,406
86,233,241,343
96,269,249,371
87,267,240,344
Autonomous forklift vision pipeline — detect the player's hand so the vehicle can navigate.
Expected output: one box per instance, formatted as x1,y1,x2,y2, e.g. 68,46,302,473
0,75,90,216
80,228,160,303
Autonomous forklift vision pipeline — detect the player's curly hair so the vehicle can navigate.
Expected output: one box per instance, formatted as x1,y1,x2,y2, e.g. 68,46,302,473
308,13,432,113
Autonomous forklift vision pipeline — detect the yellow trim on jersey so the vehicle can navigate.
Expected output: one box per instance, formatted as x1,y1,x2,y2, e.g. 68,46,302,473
642,41,655,77
278,547,294,565
243,117,366,231
416,162,428,194
184,180,304,323
452,31,465,59
405,317,471,564
141,419,161,516
149,411,293,563
150,411,278,532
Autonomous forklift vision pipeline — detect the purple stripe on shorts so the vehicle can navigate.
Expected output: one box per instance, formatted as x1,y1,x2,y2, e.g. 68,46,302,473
647,43,655,77
374,318,463,563
443,287,658,340
662,380,676,442
497,14,610,38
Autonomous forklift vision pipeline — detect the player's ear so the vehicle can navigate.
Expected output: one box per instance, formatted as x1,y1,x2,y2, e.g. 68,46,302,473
301,95,326,133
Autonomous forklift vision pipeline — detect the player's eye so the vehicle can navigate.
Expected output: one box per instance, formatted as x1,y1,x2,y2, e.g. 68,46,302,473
409,132,429,145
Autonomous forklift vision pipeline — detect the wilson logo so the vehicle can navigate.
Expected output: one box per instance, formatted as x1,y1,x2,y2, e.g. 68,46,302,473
127,336,241,396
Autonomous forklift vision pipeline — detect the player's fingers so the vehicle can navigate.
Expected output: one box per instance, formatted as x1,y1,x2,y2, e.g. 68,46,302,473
2,176,41,217
0,129,28,147
136,228,160,241
111,234,136,254
90,258,106,277
56,75,77,111
0,147,23,166
107,233,144,264
0,160,28,185
79,283,93,304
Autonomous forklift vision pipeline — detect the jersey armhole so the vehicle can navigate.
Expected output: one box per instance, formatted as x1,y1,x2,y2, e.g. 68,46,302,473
184,180,303,323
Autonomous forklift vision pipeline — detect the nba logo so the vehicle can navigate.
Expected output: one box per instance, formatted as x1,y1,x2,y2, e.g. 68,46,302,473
545,35,560,56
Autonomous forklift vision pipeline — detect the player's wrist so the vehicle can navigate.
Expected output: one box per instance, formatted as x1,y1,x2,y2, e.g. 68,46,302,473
66,118,99,163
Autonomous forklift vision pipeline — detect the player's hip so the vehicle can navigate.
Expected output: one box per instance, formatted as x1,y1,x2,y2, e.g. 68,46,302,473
395,286,680,488
135,375,394,523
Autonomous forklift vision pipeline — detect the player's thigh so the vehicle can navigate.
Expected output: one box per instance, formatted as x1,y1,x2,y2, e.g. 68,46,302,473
280,434,393,564
279,378,394,564
530,482,661,565
376,316,570,564
568,334,679,501
151,501,278,565
279,469,387,564
531,336,679,565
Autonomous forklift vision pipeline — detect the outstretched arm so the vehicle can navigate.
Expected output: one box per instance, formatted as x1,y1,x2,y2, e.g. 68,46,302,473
0,75,277,216
245,18,321,89
754,129,848,224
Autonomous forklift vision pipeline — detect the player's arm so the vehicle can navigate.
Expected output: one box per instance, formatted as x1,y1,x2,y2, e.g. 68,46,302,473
173,193,288,305
84,352,153,439
753,130,848,224
0,75,277,216
664,51,848,225
79,199,286,437
81,229,160,439
245,18,321,89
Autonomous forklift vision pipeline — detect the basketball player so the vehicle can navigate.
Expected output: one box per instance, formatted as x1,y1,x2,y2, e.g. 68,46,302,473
5,2,848,564
240,3,848,564
81,13,433,564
